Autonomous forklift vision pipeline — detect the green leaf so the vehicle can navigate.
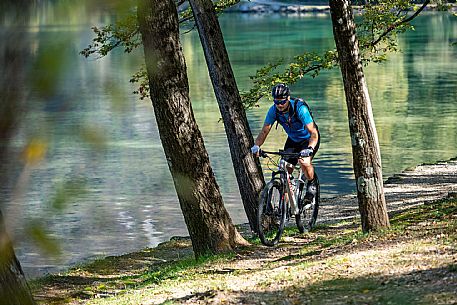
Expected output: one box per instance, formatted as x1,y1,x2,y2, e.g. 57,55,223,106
26,221,61,255
49,178,88,211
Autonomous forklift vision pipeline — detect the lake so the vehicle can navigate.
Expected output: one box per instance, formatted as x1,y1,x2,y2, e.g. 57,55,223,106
1,4,456,277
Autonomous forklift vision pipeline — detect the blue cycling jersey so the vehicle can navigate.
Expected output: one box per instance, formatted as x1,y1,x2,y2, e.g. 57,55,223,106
264,98,314,143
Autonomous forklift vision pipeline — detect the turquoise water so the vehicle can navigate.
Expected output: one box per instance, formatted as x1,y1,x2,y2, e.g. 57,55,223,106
187,11,457,198
1,6,456,277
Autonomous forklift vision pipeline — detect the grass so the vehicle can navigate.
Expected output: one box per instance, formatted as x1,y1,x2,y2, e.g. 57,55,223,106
307,277,420,305
32,198,457,305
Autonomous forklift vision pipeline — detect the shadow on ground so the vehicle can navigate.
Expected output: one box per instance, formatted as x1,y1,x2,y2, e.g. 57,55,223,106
161,265,457,305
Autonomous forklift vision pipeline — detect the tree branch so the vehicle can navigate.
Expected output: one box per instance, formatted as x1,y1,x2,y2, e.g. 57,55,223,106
370,0,430,47
179,15,194,24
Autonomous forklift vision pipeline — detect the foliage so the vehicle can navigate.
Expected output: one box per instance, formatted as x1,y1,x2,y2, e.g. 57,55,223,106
81,0,240,59
80,13,140,58
81,0,436,105
431,0,452,11
180,0,241,25
357,0,416,59
25,221,61,255
241,0,432,107
240,50,338,108
81,0,241,100
129,66,149,100
214,0,241,14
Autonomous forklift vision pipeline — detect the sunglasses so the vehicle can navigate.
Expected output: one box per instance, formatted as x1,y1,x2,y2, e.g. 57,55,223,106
273,99,288,105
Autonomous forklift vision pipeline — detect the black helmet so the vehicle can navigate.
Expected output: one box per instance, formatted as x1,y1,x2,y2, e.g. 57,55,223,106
271,83,290,99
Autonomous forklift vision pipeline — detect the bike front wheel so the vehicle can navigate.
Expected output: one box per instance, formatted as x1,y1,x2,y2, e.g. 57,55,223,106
257,179,286,246
296,174,320,233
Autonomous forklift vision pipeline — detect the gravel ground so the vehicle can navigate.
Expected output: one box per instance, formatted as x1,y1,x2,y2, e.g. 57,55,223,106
319,159,457,224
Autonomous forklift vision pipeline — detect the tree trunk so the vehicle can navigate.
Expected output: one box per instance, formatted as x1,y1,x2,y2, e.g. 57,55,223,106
0,213,35,305
188,0,265,232
137,0,248,258
0,2,36,304
329,0,390,232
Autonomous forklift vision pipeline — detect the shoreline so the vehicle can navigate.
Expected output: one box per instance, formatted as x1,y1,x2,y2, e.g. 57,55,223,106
30,156,457,304
22,156,457,280
31,156,457,280
225,1,457,14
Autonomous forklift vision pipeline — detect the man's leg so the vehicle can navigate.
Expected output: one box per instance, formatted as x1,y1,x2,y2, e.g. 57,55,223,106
283,141,299,214
299,157,317,201
298,157,314,181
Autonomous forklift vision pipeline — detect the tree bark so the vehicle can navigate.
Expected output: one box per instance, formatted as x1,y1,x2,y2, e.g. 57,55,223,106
329,0,390,232
188,0,265,232
137,0,248,257
0,213,35,305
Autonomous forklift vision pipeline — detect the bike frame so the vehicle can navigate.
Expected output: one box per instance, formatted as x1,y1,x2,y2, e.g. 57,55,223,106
257,149,320,245
271,157,306,217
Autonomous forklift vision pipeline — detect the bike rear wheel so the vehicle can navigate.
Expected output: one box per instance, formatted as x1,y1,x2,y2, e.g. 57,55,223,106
257,179,286,246
296,174,320,233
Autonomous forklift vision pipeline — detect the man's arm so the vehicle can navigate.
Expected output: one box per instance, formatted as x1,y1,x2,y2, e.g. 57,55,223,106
255,124,272,147
305,122,319,149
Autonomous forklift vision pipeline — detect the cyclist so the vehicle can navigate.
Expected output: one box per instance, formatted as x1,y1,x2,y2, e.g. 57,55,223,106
251,83,320,201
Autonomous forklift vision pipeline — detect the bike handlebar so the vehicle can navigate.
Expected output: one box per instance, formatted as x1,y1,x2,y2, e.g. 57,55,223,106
259,149,301,159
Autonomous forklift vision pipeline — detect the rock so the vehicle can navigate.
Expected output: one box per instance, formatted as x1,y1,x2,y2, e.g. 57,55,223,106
226,1,331,14
447,192,457,198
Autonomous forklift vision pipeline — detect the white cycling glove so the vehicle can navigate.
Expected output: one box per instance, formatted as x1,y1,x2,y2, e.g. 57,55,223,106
299,147,314,157
251,145,260,154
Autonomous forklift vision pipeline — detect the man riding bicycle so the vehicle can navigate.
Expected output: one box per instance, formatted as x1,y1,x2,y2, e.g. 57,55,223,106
251,83,320,201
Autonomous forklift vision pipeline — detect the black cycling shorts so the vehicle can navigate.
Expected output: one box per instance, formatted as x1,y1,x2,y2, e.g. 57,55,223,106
283,132,320,166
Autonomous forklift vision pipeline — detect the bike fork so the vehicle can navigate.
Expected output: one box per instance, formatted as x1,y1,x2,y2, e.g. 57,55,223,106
286,174,299,215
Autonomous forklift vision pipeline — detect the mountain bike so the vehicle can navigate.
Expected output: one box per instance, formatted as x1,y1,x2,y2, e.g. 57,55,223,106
257,150,320,246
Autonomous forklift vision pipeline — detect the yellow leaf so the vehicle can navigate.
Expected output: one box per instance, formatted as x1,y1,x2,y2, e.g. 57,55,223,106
22,139,47,165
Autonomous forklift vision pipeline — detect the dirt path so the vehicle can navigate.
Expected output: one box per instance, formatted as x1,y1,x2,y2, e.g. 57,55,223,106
198,158,457,304
155,160,457,305
319,158,457,224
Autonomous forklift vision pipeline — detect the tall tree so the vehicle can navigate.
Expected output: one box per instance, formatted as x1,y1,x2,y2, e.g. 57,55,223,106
83,0,430,233
80,2,265,232
188,0,264,232
329,0,390,231
0,1,36,304
241,0,431,232
137,0,248,257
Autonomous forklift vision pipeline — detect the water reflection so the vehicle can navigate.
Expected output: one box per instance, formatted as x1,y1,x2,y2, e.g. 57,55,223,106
1,3,456,278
